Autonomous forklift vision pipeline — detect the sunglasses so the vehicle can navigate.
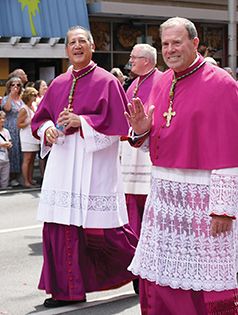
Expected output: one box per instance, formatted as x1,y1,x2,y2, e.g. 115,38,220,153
11,83,21,87
30,94,37,97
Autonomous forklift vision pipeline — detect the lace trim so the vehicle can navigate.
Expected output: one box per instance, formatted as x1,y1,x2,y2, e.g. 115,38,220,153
93,128,112,150
129,177,238,291
40,189,124,212
209,173,238,217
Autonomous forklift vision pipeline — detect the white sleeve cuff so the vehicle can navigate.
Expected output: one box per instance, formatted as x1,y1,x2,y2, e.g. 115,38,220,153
37,120,55,158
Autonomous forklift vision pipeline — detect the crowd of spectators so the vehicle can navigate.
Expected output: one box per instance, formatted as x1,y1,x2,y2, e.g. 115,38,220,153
0,69,48,189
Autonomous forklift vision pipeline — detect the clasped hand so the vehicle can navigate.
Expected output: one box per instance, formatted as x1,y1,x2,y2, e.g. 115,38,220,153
45,110,81,144
57,110,81,130
124,97,154,135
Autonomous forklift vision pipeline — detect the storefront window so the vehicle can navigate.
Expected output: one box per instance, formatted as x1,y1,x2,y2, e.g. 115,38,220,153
92,53,111,71
203,25,224,52
197,23,226,66
90,21,111,51
113,23,145,51
90,19,226,70
147,25,161,51
113,53,130,71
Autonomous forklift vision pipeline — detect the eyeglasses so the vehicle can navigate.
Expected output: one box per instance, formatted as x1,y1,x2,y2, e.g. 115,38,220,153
129,55,145,60
30,94,37,97
11,83,21,87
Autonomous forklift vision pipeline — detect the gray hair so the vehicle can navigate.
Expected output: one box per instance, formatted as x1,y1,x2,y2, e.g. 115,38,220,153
160,17,198,40
133,44,157,65
65,26,94,46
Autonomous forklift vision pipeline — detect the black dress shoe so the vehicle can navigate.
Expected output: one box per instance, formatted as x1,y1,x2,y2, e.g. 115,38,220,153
44,297,86,308
133,279,139,295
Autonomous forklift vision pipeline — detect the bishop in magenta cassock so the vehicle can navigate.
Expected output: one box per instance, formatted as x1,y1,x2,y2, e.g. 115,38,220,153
127,17,238,315
31,26,138,308
120,44,162,294
121,43,162,239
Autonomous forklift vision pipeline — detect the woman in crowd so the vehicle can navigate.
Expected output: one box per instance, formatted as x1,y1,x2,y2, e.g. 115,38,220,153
17,87,40,188
33,80,48,110
1,77,24,187
33,79,48,177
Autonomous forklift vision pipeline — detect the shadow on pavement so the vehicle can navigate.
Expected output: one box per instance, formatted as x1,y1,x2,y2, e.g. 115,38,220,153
28,293,139,315
0,186,41,196
28,242,43,256
71,294,139,315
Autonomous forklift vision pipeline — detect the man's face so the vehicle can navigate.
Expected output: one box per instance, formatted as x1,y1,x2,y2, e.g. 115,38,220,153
161,25,199,72
66,29,95,70
129,48,147,76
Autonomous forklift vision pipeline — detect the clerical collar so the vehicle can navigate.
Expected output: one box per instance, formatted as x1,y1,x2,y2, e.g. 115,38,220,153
139,67,156,80
189,54,200,67
72,61,95,78
174,54,201,79
72,61,93,72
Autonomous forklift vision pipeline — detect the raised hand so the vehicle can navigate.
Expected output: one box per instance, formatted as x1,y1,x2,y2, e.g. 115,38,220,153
124,97,154,135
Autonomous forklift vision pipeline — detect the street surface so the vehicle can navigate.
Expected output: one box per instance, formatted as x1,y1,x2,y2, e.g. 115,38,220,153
0,189,140,315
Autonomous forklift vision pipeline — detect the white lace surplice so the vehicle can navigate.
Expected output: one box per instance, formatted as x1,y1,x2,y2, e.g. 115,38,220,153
128,167,238,291
37,117,128,228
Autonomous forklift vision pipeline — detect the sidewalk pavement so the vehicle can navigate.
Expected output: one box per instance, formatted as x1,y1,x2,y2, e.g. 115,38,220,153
0,163,141,314
0,182,41,195
0,159,42,195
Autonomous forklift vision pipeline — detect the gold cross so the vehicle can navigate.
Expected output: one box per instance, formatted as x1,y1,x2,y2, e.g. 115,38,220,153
163,104,176,127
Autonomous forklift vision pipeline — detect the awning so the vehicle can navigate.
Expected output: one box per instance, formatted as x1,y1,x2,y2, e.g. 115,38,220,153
88,1,229,22
0,0,89,37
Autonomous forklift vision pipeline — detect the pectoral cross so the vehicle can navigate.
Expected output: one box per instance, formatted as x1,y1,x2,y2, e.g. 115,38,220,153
163,102,176,127
163,78,177,127
162,61,207,128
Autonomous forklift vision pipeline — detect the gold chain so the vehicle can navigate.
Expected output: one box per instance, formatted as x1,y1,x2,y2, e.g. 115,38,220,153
133,68,156,98
163,60,206,127
65,63,97,112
